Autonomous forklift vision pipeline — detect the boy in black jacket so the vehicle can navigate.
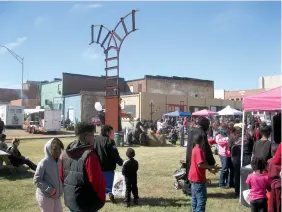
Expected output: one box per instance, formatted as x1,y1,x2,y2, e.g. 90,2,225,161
122,148,139,207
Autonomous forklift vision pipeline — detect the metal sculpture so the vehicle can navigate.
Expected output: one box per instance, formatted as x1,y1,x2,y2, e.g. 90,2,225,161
90,10,139,132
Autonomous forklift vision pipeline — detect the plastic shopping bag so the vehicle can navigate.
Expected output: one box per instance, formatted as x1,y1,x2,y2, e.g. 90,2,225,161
243,189,251,205
112,171,126,198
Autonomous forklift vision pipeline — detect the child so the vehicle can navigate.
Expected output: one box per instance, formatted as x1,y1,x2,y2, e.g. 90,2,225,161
246,157,271,212
33,138,64,212
188,133,219,212
122,148,139,207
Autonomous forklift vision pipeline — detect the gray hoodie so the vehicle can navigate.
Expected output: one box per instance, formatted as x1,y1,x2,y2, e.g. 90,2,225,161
33,139,63,199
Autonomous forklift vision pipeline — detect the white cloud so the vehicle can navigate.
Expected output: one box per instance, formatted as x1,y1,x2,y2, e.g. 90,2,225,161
34,16,45,26
0,37,27,55
69,3,103,13
82,48,102,60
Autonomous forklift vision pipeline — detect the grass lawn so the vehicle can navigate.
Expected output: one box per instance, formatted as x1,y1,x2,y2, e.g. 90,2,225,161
0,138,250,212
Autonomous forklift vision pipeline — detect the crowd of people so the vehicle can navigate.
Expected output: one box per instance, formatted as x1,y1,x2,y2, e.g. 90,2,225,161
185,114,281,212
0,112,280,212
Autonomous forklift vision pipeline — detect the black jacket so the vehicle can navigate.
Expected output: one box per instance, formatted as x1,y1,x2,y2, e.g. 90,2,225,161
94,135,123,171
122,158,138,181
62,141,104,212
7,144,25,167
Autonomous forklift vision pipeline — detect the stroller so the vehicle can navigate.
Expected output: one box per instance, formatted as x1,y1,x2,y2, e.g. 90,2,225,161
173,160,191,195
173,160,213,195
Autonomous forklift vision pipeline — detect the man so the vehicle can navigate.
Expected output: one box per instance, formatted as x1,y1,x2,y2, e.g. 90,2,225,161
94,125,124,203
60,122,106,212
186,117,216,177
0,118,5,134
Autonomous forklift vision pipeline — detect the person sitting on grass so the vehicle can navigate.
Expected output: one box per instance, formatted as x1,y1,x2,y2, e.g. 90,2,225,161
33,138,65,212
7,138,37,171
0,134,8,152
246,157,271,212
122,148,139,208
188,133,219,212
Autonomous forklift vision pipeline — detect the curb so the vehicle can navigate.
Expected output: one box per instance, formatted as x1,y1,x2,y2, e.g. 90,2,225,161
6,134,76,141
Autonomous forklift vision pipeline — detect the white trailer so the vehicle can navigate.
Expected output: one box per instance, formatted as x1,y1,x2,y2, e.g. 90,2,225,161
24,109,61,133
0,105,24,128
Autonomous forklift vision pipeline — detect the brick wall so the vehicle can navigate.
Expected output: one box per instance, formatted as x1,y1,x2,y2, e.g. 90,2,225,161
62,73,127,96
146,78,214,98
10,99,40,109
225,89,266,101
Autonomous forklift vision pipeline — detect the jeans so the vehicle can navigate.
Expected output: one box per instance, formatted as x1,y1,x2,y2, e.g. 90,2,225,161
250,198,267,212
103,171,115,195
191,182,207,212
219,155,234,188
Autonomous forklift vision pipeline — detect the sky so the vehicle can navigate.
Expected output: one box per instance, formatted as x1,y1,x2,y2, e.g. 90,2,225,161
0,1,281,90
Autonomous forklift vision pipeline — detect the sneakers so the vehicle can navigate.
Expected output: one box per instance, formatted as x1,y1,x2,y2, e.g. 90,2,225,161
109,193,116,204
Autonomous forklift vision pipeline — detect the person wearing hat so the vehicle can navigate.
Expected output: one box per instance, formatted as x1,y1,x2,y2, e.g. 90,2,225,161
122,148,139,207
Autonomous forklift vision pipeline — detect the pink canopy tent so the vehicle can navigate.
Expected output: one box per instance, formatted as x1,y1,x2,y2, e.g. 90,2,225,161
192,109,218,116
240,86,281,204
243,86,281,111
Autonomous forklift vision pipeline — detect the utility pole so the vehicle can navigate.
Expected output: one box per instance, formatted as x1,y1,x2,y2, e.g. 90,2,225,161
149,101,154,122
0,45,24,105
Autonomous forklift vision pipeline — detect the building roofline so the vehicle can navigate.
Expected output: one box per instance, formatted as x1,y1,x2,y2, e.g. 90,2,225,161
126,78,145,82
144,75,213,83
62,72,125,80
41,80,62,85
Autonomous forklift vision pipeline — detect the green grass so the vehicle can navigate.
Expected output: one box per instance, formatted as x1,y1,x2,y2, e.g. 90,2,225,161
0,138,249,212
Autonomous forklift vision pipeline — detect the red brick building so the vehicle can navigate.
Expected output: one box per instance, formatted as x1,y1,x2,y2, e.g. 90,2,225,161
224,89,266,101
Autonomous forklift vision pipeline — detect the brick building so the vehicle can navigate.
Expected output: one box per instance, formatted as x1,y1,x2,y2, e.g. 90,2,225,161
0,81,40,105
214,88,266,101
40,72,127,112
126,75,214,98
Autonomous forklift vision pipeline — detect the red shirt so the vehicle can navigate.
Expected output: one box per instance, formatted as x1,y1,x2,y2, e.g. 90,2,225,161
60,151,106,203
188,146,206,183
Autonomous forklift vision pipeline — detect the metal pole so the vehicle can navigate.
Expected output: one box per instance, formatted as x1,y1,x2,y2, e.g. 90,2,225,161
239,110,245,204
22,58,24,106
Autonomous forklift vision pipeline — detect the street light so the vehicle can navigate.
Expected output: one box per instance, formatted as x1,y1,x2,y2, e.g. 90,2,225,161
0,45,24,105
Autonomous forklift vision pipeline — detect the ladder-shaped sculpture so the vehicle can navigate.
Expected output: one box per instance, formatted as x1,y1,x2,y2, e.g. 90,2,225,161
89,10,139,132
89,10,139,98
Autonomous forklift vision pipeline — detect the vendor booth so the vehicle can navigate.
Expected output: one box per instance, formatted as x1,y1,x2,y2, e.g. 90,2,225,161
164,110,191,117
240,86,281,206
192,109,218,116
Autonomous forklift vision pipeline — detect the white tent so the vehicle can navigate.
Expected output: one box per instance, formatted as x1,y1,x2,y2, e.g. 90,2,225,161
218,105,242,116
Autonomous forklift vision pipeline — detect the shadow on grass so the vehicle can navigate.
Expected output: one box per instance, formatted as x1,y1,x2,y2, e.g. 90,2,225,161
0,167,34,181
208,192,237,199
138,197,189,207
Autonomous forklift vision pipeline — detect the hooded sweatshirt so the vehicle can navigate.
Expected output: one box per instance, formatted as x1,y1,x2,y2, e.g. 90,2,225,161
33,139,63,199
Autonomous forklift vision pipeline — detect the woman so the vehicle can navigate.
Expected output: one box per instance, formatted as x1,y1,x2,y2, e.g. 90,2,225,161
7,138,37,170
216,125,234,189
33,138,64,212
228,124,254,196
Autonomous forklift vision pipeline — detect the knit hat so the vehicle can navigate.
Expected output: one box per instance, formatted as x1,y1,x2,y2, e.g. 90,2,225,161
126,148,135,159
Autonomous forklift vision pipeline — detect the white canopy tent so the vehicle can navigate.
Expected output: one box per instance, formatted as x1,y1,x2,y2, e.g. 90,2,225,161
218,105,243,116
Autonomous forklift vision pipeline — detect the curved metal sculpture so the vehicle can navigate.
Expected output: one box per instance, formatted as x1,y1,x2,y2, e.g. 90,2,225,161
89,10,139,131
